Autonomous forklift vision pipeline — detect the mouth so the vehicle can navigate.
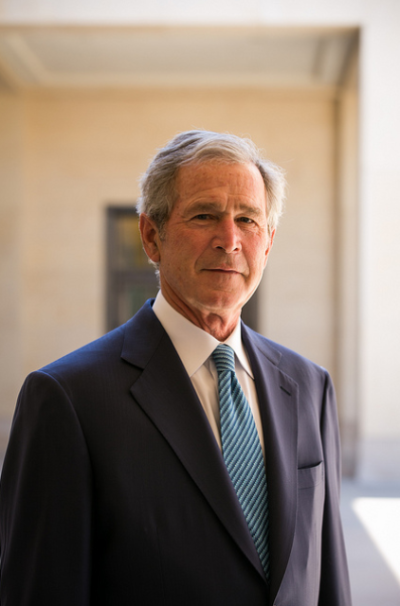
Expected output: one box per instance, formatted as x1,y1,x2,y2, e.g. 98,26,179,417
203,268,241,274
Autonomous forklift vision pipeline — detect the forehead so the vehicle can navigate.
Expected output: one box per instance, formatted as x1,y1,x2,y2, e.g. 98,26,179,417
174,161,267,207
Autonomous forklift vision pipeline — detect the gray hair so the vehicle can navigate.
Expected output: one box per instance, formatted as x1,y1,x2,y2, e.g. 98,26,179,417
137,130,286,234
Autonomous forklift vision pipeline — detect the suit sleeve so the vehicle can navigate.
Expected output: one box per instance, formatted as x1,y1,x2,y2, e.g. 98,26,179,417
318,371,352,606
0,371,93,606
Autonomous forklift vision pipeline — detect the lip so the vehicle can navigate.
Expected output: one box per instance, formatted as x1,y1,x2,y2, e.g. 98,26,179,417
203,268,241,274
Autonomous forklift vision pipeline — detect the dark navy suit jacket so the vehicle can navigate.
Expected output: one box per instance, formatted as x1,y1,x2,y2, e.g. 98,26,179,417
0,300,352,605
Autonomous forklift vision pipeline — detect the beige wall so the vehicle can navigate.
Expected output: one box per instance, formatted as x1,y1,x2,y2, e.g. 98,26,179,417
0,92,23,431
1,88,338,422
260,96,335,374
335,53,359,474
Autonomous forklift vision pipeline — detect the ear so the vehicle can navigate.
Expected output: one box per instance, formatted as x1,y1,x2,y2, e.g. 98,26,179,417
264,228,276,266
139,213,162,264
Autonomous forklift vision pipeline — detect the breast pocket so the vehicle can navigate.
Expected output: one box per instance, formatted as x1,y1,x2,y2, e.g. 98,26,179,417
297,461,324,490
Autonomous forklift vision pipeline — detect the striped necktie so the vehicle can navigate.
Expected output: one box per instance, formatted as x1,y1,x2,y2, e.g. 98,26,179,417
212,343,269,579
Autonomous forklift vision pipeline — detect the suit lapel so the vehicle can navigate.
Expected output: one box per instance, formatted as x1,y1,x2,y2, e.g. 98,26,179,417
242,325,299,605
121,302,265,581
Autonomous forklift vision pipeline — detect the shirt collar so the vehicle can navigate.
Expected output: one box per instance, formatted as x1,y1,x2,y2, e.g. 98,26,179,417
152,291,253,379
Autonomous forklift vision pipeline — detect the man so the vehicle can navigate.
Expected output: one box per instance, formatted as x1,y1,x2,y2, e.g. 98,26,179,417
0,130,352,605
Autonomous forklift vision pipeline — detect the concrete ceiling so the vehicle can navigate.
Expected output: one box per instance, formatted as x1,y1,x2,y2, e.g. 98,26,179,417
0,27,357,90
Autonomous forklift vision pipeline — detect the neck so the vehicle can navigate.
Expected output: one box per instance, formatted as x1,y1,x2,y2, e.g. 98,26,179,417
160,288,241,342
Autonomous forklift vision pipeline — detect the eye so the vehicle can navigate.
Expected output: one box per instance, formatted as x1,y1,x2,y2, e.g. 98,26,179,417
193,214,212,221
237,216,255,224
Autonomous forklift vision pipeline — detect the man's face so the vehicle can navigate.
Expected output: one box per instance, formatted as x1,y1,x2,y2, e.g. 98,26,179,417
140,161,274,332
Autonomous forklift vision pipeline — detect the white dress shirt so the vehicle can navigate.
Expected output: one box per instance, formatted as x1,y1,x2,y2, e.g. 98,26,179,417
152,291,265,455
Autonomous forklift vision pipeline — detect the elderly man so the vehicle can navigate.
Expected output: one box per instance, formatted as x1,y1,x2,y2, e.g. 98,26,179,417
0,131,352,605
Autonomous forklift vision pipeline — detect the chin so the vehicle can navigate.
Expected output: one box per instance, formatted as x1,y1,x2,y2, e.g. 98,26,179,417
195,293,246,315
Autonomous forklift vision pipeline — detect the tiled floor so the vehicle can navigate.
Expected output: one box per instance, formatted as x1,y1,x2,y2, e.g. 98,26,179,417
341,480,400,606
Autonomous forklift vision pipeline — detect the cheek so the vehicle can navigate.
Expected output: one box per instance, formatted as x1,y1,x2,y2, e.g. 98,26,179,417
162,241,195,280
246,242,267,266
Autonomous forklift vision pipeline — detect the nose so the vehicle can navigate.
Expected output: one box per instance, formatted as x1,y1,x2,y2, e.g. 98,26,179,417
214,218,241,254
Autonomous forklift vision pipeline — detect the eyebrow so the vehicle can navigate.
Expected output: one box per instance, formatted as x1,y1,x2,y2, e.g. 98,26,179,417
184,201,264,218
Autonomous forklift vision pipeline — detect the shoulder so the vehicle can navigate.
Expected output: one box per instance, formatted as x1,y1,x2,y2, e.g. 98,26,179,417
39,323,126,381
242,322,330,389
30,299,163,393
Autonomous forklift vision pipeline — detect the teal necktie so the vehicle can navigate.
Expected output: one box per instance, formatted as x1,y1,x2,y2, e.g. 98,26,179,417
212,344,269,579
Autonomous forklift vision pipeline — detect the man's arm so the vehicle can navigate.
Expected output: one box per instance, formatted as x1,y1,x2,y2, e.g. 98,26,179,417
0,371,93,606
318,370,352,606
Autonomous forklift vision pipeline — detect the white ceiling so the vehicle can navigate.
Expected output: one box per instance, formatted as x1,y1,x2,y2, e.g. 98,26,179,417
0,27,357,90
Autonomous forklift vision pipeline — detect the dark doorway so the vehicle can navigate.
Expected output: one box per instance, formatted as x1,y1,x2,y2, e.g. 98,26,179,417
106,206,158,331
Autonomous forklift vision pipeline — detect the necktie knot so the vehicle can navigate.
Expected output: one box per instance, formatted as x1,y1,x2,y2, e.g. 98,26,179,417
212,344,235,374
